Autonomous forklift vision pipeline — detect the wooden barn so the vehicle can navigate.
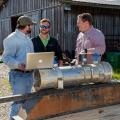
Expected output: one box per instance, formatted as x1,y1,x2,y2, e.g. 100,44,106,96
0,0,120,57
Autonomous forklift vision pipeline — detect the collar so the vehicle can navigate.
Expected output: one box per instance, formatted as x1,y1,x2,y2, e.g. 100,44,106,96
84,26,94,35
39,34,50,41
15,29,28,38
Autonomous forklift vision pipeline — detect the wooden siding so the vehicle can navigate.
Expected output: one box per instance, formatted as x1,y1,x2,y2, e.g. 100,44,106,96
0,0,120,55
0,0,64,52
0,18,11,50
64,5,120,56
0,0,60,18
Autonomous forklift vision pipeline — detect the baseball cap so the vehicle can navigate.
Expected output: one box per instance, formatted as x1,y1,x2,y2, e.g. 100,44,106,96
17,16,36,26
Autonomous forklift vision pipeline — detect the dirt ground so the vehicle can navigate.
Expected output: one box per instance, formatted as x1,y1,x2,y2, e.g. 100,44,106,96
0,63,11,120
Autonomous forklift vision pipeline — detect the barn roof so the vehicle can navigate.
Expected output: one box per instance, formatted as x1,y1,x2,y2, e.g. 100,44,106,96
1,0,120,10
62,0,120,9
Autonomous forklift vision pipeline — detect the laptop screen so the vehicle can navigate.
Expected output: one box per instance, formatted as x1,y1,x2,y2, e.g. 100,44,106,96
26,52,54,70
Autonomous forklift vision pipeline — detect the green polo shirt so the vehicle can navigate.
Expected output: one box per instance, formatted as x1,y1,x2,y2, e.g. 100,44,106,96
39,35,50,47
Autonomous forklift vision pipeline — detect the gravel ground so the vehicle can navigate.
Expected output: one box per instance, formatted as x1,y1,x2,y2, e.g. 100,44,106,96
0,63,12,120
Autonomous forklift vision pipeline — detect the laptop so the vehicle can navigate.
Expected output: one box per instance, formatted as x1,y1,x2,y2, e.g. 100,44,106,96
26,52,54,70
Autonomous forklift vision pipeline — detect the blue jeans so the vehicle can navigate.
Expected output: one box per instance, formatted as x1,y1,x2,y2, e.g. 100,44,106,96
54,57,58,64
9,70,33,120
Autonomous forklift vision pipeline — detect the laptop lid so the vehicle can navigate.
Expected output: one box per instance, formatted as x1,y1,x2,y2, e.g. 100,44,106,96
26,52,54,70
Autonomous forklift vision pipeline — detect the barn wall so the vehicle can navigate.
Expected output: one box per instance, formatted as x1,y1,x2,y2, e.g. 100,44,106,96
0,0,64,52
63,5,120,57
0,0,60,18
0,0,120,55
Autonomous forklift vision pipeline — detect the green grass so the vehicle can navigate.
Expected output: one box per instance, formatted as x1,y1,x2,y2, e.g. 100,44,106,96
112,69,120,79
112,73,120,79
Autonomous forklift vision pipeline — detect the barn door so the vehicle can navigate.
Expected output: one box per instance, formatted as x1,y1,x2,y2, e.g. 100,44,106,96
1,18,11,52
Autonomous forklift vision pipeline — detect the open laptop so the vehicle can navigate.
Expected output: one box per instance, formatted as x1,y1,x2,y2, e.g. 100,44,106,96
26,52,54,70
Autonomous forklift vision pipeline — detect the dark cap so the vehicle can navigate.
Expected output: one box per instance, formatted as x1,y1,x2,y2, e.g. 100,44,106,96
17,16,36,26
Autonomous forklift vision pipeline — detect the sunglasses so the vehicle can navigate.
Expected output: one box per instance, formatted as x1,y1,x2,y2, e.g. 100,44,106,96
40,25,50,29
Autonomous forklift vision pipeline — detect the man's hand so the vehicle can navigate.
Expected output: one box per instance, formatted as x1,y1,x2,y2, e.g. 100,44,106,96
18,63,26,71
80,48,95,54
71,59,78,65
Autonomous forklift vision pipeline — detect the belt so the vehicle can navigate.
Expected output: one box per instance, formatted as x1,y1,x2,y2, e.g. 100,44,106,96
13,69,33,73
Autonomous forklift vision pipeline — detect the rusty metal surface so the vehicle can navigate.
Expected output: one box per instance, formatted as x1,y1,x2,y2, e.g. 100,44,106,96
1,81,120,120
0,81,118,104
25,82,120,120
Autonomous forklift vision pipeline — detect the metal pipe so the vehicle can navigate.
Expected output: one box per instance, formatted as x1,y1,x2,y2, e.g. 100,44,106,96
33,62,113,91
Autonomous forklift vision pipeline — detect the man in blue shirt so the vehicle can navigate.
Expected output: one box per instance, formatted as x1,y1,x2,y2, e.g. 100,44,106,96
2,16,36,119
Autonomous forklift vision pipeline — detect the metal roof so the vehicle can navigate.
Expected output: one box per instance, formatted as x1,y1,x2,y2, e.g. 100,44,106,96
73,0,120,6
62,0,120,9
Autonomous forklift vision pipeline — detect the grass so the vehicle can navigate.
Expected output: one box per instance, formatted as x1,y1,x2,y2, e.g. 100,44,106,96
112,72,120,79
112,69,120,79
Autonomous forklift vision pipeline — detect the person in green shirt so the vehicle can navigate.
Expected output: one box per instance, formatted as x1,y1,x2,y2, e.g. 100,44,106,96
32,18,63,66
